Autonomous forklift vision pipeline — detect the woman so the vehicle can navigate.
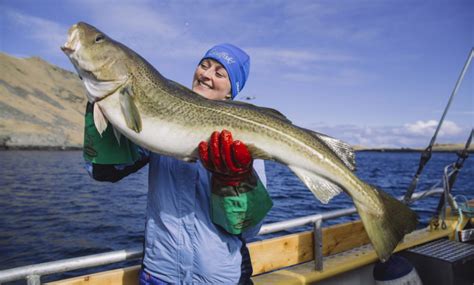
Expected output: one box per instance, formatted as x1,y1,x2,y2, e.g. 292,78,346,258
83,43,272,285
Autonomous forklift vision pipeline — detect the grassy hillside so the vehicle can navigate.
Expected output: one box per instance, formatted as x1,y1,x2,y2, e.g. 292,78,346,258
0,52,86,149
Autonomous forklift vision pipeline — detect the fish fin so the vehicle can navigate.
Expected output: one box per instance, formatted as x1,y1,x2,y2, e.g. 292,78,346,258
93,103,108,136
119,85,142,133
112,127,122,146
182,156,197,162
288,166,342,204
84,78,126,103
246,144,273,160
303,128,356,171
355,184,418,262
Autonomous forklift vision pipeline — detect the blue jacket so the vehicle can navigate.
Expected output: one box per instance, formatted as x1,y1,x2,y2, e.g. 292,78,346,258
144,153,266,284
87,152,266,284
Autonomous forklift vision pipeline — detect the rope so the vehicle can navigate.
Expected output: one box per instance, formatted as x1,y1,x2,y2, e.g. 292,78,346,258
403,49,474,204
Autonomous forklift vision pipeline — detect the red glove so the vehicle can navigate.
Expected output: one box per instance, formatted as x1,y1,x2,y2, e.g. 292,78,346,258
199,130,253,186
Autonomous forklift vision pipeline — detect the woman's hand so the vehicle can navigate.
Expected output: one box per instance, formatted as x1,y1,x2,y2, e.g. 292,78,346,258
198,130,253,186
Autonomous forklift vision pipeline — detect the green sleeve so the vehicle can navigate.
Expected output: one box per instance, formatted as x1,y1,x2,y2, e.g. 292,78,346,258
210,173,273,235
83,103,140,164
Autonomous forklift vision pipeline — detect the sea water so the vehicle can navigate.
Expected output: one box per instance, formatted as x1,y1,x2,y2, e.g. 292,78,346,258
0,150,472,282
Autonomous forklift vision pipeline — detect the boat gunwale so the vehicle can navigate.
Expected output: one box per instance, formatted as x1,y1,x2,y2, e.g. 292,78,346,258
0,188,444,284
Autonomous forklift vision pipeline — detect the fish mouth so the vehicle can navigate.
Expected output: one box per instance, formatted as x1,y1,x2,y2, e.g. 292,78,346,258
61,24,79,56
60,46,75,55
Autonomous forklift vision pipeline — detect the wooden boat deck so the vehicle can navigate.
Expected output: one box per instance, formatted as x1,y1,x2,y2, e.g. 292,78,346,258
47,211,470,285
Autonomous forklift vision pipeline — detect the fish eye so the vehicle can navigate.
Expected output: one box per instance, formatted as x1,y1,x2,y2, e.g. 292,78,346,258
95,34,105,43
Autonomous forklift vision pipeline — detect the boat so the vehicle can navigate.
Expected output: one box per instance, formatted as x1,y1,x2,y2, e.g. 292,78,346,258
0,186,473,285
1,46,473,285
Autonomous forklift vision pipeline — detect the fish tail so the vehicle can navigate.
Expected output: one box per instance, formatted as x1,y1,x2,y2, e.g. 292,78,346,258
355,184,418,262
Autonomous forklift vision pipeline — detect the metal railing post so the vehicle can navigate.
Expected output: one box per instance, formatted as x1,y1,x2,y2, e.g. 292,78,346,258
313,219,323,271
26,274,41,285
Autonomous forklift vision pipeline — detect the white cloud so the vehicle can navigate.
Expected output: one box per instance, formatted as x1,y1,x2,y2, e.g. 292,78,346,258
306,120,469,148
3,3,210,64
248,47,355,67
405,120,438,136
4,9,67,55
282,68,371,85
71,1,205,61
405,120,463,136
2,2,367,84
247,46,366,85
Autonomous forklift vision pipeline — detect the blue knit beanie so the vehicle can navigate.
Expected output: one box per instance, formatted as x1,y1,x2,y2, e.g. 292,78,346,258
201,43,250,99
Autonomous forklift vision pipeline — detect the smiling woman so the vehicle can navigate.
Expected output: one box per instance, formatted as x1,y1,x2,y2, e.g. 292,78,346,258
192,58,232,100
60,22,275,284
192,43,251,101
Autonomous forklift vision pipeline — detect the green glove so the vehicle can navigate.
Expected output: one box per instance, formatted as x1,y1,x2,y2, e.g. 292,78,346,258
210,174,273,235
83,103,140,164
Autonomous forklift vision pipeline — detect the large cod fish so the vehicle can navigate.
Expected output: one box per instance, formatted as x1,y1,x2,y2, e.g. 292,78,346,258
62,22,417,262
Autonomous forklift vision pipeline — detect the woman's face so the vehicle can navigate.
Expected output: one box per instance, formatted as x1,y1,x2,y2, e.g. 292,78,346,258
192,58,232,100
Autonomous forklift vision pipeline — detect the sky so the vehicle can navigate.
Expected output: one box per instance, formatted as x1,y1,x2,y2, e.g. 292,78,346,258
1,0,473,147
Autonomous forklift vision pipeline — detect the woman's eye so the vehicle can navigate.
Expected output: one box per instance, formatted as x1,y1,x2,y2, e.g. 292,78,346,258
200,63,209,69
216,72,224,78
95,34,105,43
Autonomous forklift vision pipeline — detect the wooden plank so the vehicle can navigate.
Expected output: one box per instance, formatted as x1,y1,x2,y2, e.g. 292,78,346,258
322,220,369,256
45,265,140,285
249,220,370,275
249,231,314,275
252,223,455,285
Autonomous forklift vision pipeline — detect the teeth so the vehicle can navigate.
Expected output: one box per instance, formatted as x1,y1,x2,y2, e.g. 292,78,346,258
199,81,211,89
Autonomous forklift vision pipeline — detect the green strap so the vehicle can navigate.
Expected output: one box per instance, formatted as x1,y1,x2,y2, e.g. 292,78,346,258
83,103,140,164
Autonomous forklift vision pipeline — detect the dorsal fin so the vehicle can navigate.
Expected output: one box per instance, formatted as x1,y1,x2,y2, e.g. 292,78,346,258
302,128,356,171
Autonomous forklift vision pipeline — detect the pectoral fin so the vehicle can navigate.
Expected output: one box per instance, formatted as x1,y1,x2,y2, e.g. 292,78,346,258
93,103,108,136
119,85,142,133
112,127,122,145
246,144,273,160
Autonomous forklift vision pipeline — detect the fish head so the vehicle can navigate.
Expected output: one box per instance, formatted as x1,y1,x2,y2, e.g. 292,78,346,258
61,22,128,103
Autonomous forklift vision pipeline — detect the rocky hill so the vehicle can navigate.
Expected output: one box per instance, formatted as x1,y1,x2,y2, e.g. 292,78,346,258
0,52,87,149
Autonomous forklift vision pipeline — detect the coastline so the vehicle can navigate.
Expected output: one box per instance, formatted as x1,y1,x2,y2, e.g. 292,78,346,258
2,145,471,153
354,143,473,153
356,148,473,153
0,145,82,151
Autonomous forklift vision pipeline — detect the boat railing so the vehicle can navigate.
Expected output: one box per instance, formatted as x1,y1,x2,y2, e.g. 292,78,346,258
0,188,444,285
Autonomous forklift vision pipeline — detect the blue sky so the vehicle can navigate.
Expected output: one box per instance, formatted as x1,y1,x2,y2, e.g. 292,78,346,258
1,0,472,147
